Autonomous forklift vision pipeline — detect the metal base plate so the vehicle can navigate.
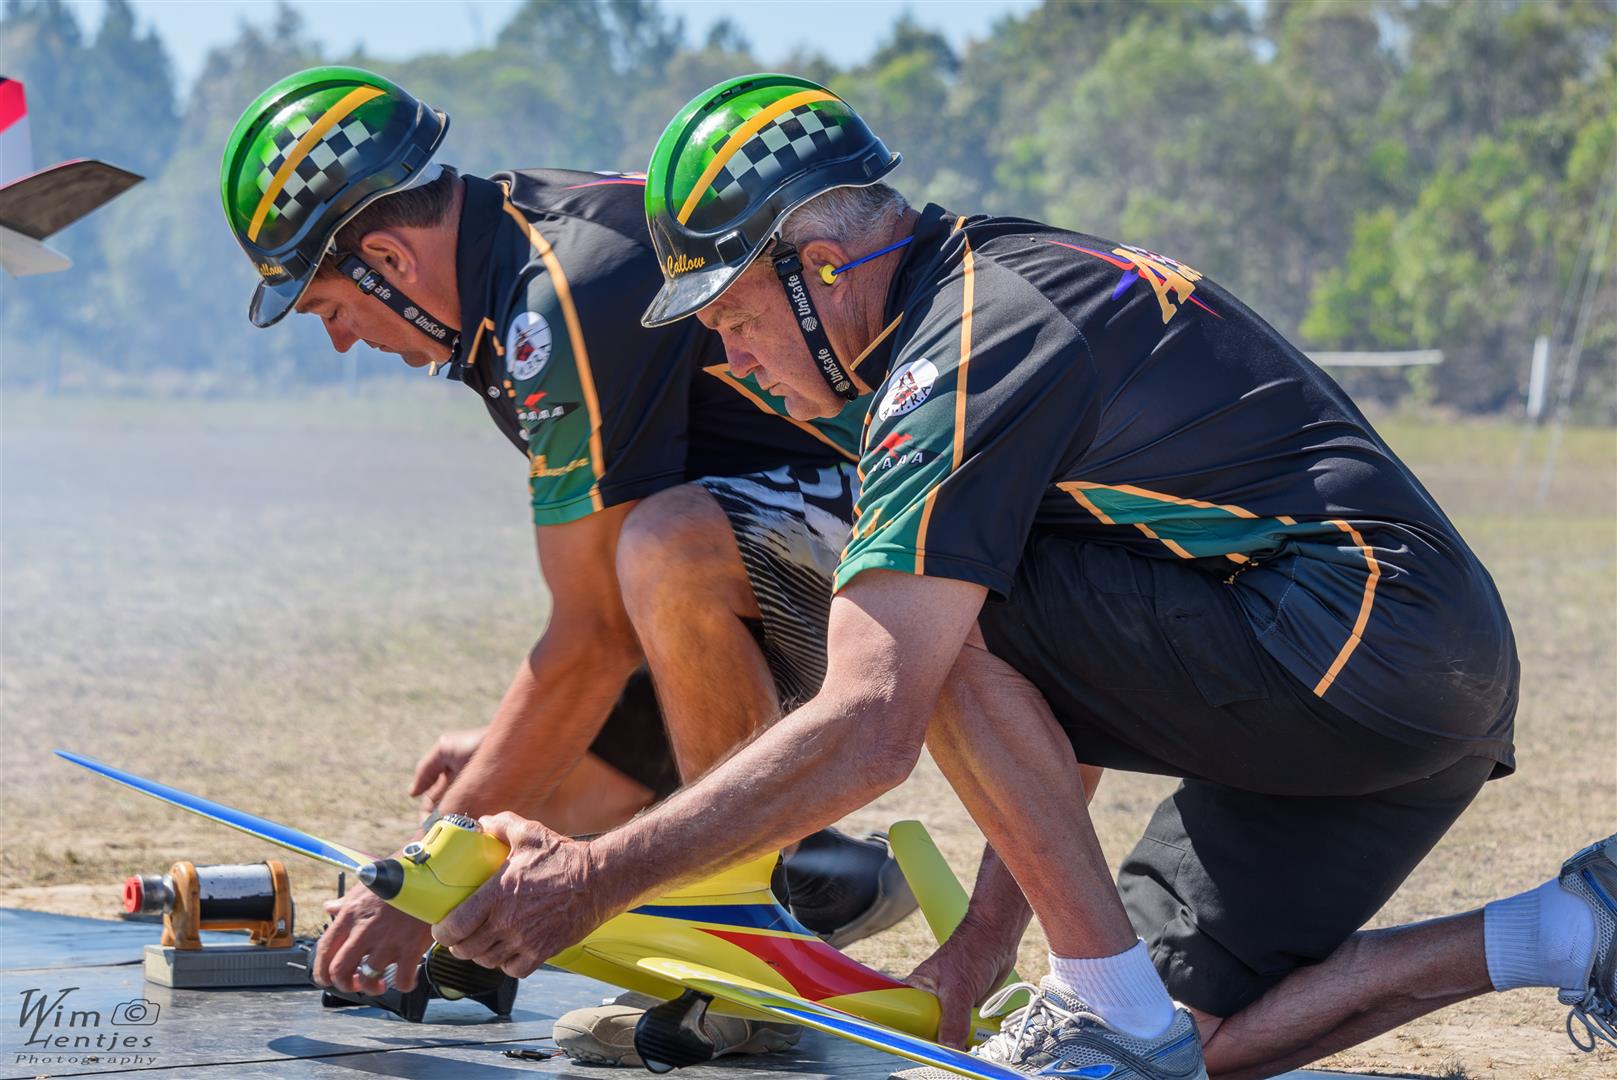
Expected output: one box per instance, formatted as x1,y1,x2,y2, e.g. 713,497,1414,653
0,908,1384,1079
142,942,312,988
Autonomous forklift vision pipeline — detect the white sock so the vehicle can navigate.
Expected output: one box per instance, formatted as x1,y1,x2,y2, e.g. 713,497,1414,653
1484,877,1595,992
1047,940,1176,1040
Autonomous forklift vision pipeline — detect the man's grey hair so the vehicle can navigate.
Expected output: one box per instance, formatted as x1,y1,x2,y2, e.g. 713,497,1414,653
778,183,909,250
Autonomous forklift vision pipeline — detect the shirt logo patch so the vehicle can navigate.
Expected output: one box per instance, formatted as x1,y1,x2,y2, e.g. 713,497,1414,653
1114,244,1206,325
518,390,579,425
872,431,933,470
1045,239,1219,324
877,358,938,421
529,453,590,478
506,310,553,381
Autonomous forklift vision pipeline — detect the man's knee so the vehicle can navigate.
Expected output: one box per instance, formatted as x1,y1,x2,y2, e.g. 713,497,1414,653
617,484,751,614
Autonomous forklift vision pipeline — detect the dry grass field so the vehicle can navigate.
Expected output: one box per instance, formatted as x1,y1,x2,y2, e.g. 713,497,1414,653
2,384,1612,1079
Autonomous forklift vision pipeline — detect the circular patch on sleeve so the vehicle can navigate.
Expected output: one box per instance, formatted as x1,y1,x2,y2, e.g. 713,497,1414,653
506,311,553,381
877,357,939,421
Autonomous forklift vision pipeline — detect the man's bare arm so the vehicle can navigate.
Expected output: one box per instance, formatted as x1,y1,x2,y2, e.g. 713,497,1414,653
435,570,989,972
313,503,645,996
431,501,644,821
594,570,986,893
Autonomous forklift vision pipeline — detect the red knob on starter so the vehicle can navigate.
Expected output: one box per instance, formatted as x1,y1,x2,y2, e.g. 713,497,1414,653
123,875,143,913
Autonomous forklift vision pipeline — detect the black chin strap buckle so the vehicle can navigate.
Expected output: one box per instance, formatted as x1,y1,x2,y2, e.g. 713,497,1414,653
772,243,859,402
336,253,461,357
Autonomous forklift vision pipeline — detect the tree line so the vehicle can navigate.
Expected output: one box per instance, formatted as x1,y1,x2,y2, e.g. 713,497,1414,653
1,0,1612,417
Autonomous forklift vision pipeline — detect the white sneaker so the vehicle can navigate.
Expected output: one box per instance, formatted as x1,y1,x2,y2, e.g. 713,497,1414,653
1559,834,1617,1052
553,991,801,1067
892,978,1205,1080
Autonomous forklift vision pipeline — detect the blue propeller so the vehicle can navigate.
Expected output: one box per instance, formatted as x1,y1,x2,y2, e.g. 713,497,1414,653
55,750,372,871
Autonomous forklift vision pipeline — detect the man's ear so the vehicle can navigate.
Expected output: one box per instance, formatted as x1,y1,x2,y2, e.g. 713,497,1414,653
357,229,420,284
799,239,853,287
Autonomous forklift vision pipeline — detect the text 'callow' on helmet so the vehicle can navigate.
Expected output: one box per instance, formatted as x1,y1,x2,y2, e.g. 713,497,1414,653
641,73,900,330
220,65,448,328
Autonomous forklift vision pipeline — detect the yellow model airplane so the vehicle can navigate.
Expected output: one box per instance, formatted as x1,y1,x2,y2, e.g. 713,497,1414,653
57,751,1023,1080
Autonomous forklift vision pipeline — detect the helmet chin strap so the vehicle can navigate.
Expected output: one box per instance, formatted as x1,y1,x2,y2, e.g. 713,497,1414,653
335,252,460,355
771,241,860,402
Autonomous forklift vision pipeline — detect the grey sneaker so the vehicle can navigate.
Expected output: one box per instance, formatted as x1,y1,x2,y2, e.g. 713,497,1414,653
1559,834,1617,1052
891,977,1205,1080
553,991,802,1067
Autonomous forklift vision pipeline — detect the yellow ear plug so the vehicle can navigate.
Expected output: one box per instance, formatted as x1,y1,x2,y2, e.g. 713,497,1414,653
819,264,839,285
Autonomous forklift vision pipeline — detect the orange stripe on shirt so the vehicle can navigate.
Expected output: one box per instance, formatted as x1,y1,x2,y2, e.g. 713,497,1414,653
850,313,904,379
1132,522,1193,559
1060,483,1115,525
1067,480,1261,519
914,239,975,575
703,364,857,463
1312,520,1381,696
502,203,606,511
1063,479,1378,692
1061,479,1270,561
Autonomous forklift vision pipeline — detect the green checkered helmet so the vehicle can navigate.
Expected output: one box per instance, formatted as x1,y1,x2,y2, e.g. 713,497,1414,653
641,73,900,327
221,66,448,327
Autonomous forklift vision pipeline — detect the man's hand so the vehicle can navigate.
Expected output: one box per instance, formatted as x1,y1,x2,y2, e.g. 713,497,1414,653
312,887,435,996
410,727,487,817
906,917,1022,1048
432,811,612,977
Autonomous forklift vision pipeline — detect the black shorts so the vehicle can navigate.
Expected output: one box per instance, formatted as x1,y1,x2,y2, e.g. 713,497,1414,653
977,533,1513,1017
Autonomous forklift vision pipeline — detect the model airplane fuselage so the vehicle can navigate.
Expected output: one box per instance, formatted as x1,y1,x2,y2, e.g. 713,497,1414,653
55,750,1018,1080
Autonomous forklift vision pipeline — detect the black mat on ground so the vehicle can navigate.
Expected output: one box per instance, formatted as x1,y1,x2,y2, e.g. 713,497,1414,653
0,908,1367,1079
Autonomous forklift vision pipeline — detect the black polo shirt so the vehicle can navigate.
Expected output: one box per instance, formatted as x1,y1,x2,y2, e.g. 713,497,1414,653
447,170,861,525
839,204,1516,759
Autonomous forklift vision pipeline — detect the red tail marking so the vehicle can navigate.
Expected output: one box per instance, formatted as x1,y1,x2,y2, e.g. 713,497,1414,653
0,79,26,134
699,929,907,1001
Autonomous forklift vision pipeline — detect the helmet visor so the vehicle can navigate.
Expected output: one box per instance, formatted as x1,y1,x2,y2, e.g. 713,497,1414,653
248,262,319,328
641,259,748,328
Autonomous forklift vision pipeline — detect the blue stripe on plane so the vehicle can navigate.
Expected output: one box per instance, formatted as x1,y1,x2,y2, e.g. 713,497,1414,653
764,1003,1029,1080
1036,1065,1116,1079
55,750,365,871
628,902,814,935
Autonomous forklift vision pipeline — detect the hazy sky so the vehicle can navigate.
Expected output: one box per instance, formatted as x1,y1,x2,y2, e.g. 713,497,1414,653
61,0,1041,92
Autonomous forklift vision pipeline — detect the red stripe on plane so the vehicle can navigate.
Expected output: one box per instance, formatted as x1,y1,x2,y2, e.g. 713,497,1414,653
0,79,26,134
699,929,907,1001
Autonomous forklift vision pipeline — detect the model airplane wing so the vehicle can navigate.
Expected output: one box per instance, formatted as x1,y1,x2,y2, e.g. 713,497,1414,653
0,158,142,237
55,750,373,870
637,956,1025,1080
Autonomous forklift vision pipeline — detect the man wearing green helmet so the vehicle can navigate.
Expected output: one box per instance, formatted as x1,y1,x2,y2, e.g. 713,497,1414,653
429,74,1614,1078
221,66,921,1064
